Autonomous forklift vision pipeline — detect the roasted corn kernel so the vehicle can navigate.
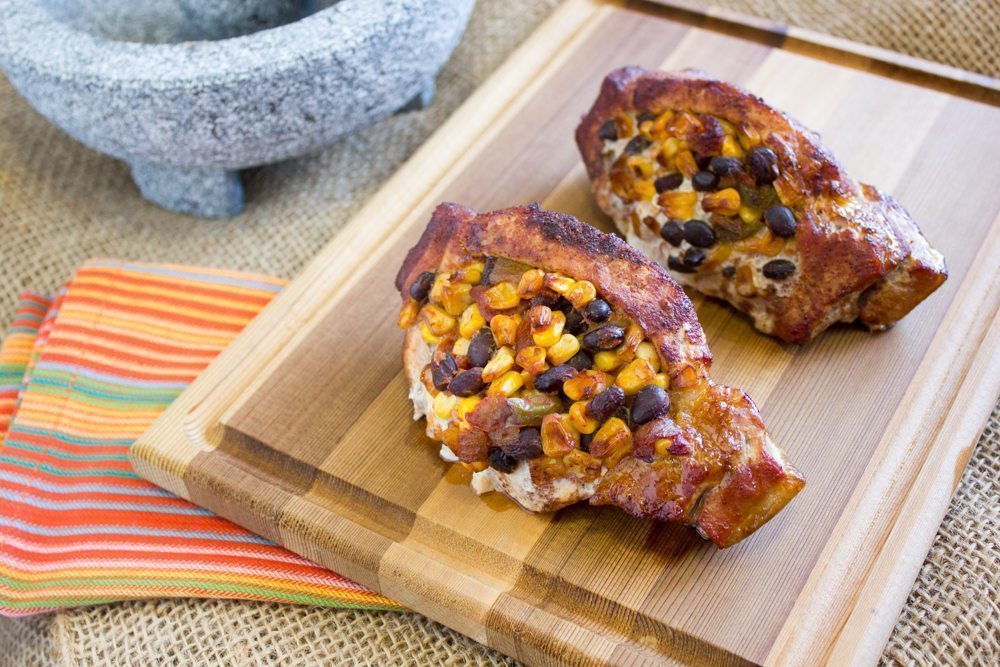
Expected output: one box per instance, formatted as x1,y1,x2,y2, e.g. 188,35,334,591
419,321,441,345
654,438,674,458
653,373,669,390
398,298,420,328
482,346,515,382
430,273,450,303
594,350,625,372
453,261,484,284
452,337,471,356
563,370,611,402
670,364,701,390
517,269,546,298
422,304,456,336
568,401,599,434
722,135,744,158
588,417,632,459
563,449,601,474
675,149,699,178
532,310,566,347
441,282,473,316
455,396,481,421
541,413,579,457
565,280,597,309
515,345,548,375
433,392,459,420
635,341,660,372
615,358,656,394
738,205,762,225
490,314,519,347
543,272,575,295
484,281,521,310
489,370,524,397
617,322,644,361
458,304,485,339
547,333,581,365
702,188,741,216
658,191,698,220
660,136,681,160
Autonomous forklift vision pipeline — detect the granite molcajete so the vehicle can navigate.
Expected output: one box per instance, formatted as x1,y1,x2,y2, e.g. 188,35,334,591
0,0,475,217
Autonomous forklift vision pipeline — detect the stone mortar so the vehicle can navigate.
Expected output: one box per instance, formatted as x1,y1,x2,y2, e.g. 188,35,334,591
0,0,475,217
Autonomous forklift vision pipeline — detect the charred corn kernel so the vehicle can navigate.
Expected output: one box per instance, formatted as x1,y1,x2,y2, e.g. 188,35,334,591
489,370,524,397
458,304,485,339
541,413,579,457
660,136,681,159
484,281,520,310
516,345,548,375
735,229,785,256
654,438,674,458
543,272,575,295
569,401,599,434
456,396,481,421
633,180,656,202
533,310,566,348
659,191,698,220
651,110,674,141
441,282,473,316
547,333,581,365
452,337,471,356
430,273,450,303
617,322,645,362
517,269,546,297
670,364,701,390
739,205,762,225
453,261,484,284
563,370,611,402
702,188,741,216
615,358,657,395
398,299,420,328
566,280,597,308
422,304,456,335
722,135,744,158
675,149,699,178
635,342,660,372
626,155,654,179
482,346,514,382
463,461,489,473
589,417,632,459
490,314,519,347
705,244,734,270
653,373,669,390
433,392,459,420
563,449,600,472
594,350,625,372
419,321,441,345
718,118,738,136
638,119,655,139
738,124,761,150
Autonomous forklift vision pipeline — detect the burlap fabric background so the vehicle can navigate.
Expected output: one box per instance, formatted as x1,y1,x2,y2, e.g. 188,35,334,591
0,1,996,664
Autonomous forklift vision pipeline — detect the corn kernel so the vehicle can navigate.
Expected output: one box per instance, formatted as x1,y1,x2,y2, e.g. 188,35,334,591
442,425,460,449
651,110,674,141
547,333,581,365
718,118,738,136
532,310,566,347
458,304,485,339
633,180,656,202
722,135,744,158
489,370,524,397
543,272,575,295
614,114,635,139
565,280,597,309
738,124,761,150
635,341,660,372
397,299,420,328
658,191,698,220
563,370,611,402
626,155,654,180
675,149,699,178
670,364,701,390
516,345,548,375
563,449,601,474
484,281,521,310
453,260,484,284
463,461,489,473
541,413,579,457
452,337,470,356
456,396,481,421
569,401,599,434
482,346,515,382
615,358,657,394
517,269,545,298
441,282,473,316
594,350,625,372
654,438,674,458
653,373,669,390
660,136,681,160
738,205,761,225
490,314,519,347
421,304,456,336
419,321,441,345
430,273,450,303
433,392,459,420
702,188,741,216
617,322,644,362
589,417,633,459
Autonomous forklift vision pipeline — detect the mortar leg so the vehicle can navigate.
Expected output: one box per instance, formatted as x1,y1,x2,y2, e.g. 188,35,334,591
130,163,244,218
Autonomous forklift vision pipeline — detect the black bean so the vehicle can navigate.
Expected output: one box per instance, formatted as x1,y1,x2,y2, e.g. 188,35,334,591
683,247,707,268
449,368,485,397
762,259,796,280
659,220,685,247
506,427,544,460
582,325,625,351
409,271,435,301
764,205,797,238
694,153,713,170
597,120,618,142
565,350,593,371
747,147,779,185
584,299,612,323
708,156,743,180
637,111,657,124
587,385,625,422
529,293,558,309
654,173,684,193
631,385,670,426
431,353,458,390
552,296,574,314
479,256,496,285
683,220,717,248
565,308,588,335
487,446,518,473
691,170,719,192
579,432,593,453
667,255,694,273
534,365,577,393
722,265,736,279
467,329,495,368
624,136,651,155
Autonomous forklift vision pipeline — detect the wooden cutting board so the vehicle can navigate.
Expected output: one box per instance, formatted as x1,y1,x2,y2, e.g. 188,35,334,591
132,1,1000,664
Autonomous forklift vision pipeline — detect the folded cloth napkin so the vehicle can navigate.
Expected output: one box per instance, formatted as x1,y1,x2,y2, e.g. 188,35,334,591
0,261,400,616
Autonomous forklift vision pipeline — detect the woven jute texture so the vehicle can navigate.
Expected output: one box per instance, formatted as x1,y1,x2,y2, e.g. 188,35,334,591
0,0,997,665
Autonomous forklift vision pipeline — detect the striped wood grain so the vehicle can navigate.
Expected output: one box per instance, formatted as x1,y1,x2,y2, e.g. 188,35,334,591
132,1,1000,664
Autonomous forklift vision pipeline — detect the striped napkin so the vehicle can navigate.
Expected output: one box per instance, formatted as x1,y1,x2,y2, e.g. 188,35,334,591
0,261,400,616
